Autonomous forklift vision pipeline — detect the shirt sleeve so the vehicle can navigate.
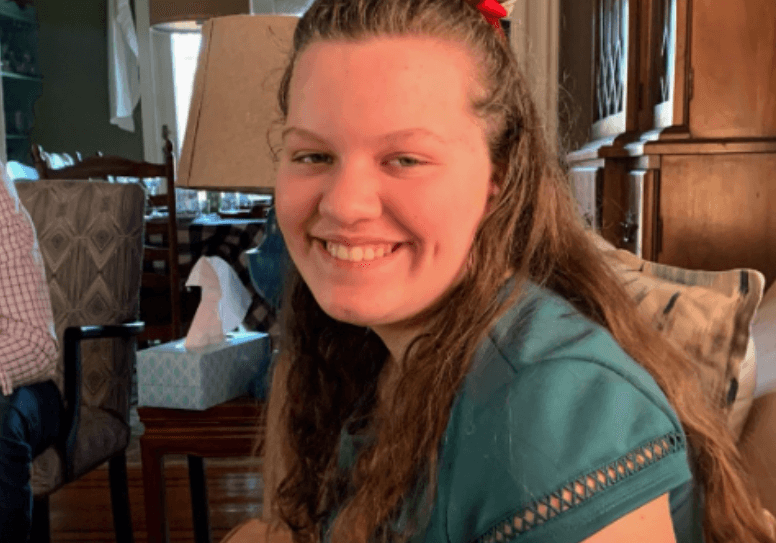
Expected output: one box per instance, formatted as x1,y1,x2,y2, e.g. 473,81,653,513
439,355,694,543
0,177,58,395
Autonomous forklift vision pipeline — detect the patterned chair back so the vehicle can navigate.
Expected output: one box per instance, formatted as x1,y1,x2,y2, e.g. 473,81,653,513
15,179,144,493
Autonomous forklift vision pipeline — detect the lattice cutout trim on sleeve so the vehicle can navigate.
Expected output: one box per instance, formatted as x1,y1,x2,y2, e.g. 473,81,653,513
475,432,686,543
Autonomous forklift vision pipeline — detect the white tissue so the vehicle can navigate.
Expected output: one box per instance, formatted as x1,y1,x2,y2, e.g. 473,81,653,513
184,256,252,349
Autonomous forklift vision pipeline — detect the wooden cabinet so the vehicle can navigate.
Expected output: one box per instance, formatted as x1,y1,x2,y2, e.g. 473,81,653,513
567,0,776,287
0,0,40,163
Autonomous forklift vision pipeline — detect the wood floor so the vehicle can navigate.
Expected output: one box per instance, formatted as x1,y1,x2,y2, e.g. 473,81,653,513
49,412,264,543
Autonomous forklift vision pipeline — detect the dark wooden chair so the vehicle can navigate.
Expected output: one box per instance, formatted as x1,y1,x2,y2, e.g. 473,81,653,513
30,131,185,344
30,146,84,177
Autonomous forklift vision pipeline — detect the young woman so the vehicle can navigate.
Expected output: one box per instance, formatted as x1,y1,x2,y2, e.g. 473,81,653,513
261,1,775,541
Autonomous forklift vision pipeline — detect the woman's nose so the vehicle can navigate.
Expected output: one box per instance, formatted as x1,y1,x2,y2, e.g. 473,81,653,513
318,160,382,225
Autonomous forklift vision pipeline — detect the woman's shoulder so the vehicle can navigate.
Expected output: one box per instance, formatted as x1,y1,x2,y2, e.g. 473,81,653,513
425,281,694,543
466,280,681,424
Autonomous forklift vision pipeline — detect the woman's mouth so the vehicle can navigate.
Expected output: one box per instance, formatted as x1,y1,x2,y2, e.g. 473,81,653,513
317,239,403,263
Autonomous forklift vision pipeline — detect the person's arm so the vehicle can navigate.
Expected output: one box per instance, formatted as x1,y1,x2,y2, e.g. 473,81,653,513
582,494,677,543
0,177,58,395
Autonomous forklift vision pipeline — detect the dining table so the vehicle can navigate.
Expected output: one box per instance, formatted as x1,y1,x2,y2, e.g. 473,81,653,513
144,212,278,336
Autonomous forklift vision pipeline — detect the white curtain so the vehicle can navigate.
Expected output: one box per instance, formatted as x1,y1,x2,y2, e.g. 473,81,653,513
108,0,141,132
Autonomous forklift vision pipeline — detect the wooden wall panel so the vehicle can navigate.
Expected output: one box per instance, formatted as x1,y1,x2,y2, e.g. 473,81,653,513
690,0,776,138
658,153,776,287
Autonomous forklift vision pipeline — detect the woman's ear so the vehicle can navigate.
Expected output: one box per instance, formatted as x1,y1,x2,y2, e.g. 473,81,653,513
489,178,501,198
485,182,500,214
485,167,504,213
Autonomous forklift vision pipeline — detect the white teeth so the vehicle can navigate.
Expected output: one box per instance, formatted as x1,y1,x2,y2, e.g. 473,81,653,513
324,241,396,262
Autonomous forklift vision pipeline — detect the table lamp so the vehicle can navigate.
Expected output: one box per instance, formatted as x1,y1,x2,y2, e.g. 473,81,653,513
175,14,298,312
176,14,299,193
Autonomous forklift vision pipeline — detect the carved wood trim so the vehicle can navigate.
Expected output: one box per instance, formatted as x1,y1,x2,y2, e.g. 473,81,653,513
640,168,661,261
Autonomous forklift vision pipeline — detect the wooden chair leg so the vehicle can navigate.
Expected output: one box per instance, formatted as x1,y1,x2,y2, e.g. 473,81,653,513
188,455,211,543
30,494,51,543
109,451,135,543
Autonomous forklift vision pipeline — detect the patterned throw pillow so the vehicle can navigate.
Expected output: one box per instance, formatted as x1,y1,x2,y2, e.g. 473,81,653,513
589,231,765,439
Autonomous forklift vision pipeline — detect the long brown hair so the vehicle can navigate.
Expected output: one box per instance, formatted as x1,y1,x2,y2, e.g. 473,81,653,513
265,1,774,541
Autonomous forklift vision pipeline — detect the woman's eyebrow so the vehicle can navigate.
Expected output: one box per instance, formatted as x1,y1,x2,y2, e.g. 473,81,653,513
281,126,450,145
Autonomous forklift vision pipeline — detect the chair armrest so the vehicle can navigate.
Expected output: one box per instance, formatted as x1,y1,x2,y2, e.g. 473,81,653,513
60,321,145,482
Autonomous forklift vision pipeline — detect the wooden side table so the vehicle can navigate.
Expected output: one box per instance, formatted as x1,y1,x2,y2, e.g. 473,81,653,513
138,396,265,543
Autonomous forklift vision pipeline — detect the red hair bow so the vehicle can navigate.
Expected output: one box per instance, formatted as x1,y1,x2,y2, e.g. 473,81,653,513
476,0,507,37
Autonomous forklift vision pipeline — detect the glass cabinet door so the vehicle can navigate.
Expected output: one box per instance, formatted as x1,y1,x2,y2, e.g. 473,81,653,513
591,0,641,140
639,0,691,133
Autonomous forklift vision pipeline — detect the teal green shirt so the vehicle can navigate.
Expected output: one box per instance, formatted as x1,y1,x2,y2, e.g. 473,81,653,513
330,281,703,542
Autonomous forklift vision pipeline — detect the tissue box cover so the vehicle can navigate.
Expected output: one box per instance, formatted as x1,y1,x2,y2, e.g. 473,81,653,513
138,332,270,410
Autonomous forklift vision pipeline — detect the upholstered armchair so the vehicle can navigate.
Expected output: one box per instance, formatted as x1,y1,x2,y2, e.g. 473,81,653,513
15,179,146,543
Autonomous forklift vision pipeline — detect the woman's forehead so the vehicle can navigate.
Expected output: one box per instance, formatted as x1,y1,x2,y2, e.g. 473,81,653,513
286,36,487,140
294,37,475,85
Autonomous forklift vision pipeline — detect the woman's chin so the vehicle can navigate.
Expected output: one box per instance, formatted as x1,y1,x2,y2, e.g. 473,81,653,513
319,303,384,328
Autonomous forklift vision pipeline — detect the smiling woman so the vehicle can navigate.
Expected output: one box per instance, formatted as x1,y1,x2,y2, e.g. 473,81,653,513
261,1,776,543
275,36,494,346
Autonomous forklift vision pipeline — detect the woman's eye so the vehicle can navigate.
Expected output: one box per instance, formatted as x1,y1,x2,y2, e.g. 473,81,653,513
389,156,424,168
292,153,332,165
289,153,426,168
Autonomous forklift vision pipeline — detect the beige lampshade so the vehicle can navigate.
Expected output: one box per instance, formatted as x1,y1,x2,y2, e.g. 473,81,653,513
150,0,252,31
177,15,298,192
